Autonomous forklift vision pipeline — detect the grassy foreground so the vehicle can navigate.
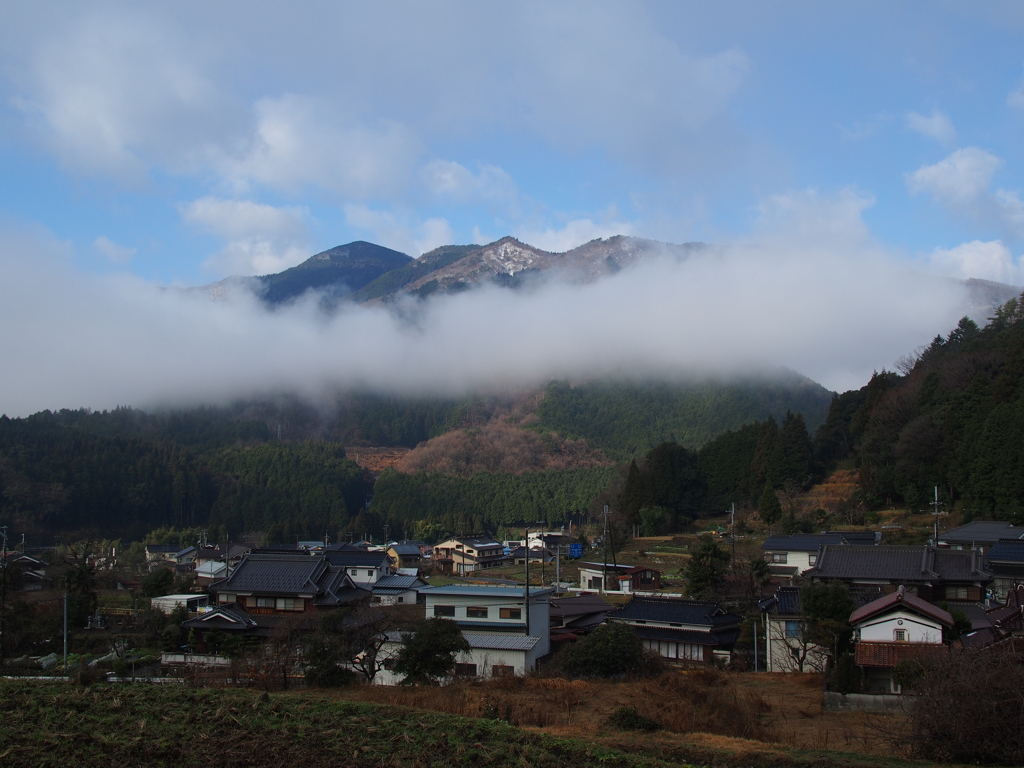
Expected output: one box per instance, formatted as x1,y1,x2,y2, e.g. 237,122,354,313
0,680,928,768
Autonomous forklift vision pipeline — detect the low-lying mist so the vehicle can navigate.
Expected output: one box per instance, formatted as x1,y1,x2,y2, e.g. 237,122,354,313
0,224,974,418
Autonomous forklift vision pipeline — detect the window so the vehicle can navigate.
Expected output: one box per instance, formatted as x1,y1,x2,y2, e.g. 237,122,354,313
397,596,404,603
371,596,382,604
434,605,455,617
894,629,907,642
499,607,521,620
275,598,300,611
767,553,787,564
808,554,818,566
466,606,488,618
219,593,236,603
256,597,273,608
453,663,477,676
383,657,397,670
785,621,801,638
491,665,514,676
947,586,968,600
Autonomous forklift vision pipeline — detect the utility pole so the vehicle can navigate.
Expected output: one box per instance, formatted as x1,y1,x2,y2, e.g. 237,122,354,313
0,525,7,666
931,486,944,544
524,524,530,638
730,503,736,562
63,588,69,678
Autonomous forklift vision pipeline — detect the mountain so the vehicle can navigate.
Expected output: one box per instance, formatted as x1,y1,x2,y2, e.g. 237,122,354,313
259,241,413,305
362,235,706,303
196,241,413,305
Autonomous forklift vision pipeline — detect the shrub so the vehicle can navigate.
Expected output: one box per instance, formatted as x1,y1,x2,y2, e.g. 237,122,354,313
557,623,644,678
607,706,660,732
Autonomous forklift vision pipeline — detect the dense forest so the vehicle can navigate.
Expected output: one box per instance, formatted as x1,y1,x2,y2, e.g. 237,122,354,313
0,408,367,540
535,376,831,459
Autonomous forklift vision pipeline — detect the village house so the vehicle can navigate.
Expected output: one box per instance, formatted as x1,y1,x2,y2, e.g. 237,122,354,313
375,584,554,683
322,547,395,585
936,520,1023,553
804,544,991,605
431,536,506,575
577,562,661,593
761,532,878,580
849,585,953,694
0,551,49,591
758,586,828,672
370,573,428,606
549,594,613,646
983,539,1024,601
607,596,742,664
386,541,428,569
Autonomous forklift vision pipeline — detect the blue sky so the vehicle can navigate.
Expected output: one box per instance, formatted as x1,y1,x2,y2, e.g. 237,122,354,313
3,2,1024,283
2,2,1024,413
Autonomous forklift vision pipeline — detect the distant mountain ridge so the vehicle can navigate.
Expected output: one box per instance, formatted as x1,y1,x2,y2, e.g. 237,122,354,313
197,235,707,306
195,236,1023,315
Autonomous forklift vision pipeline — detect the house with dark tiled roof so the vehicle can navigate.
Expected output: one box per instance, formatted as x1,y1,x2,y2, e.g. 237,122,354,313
386,542,427,569
936,520,1023,553
209,554,370,614
607,596,741,664
984,538,1024,601
371,573,428,606
322,549,395,585
850,586,953,694
804,544,991,606
761,533,878,580
549,594,613,638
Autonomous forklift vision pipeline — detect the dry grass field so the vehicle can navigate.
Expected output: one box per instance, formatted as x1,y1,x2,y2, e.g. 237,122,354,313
346,669,904,761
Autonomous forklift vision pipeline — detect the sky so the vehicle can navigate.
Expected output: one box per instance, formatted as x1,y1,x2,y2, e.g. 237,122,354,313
2,2,1024,415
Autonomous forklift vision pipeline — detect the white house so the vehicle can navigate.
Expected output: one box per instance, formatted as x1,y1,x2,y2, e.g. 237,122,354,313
374,584,553,684
850,585,953,694
322,549,394,585
761,533,878,580
758,586,827,673
577,562,661,593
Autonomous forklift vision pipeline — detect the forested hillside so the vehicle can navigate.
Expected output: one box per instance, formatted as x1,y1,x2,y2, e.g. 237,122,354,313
0,409,367,539
535,376,831,459
815,298,1024,521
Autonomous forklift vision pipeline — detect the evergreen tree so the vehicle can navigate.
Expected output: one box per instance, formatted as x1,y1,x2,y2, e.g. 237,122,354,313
684,537,731,598
757,481,782,534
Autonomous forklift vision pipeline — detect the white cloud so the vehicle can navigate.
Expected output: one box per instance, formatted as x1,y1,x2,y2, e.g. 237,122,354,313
93,236,136,263
9,10,230,181
0,209,976,416
218,95,423,198
905,110,956,146
420,160,518,208
343,204,453,256
181,197,310,276
907,147,1024,236
907,147,1001,208
929,240,1023,284
515,219,637,253
752,187,875,248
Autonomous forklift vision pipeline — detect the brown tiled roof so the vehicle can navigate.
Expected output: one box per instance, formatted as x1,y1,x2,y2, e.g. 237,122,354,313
850,585,954,626
855,641,948,667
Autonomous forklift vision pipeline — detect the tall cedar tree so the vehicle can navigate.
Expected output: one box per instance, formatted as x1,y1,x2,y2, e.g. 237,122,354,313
757,481,782,533
684,537,731,599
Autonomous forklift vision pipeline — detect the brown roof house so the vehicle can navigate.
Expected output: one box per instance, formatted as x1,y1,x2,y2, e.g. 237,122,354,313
850,585,954,695
432,536,506,575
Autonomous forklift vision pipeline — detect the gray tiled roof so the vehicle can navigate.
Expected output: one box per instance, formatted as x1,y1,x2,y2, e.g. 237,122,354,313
611,596,741,627
461,634,542,651
322,551,392,568
806,544,990,583
389,544,423,556
213,554,328,594
373,574,425,590
938,521,1022,545
986,539,1024,563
